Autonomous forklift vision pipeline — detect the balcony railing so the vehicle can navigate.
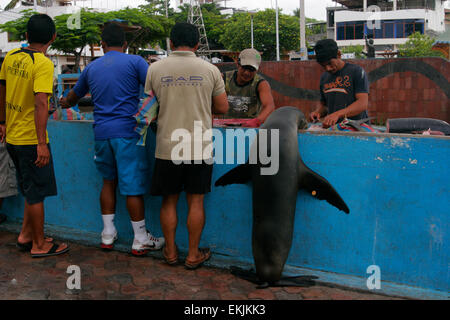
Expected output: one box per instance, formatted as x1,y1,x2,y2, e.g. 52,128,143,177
333,0,437,11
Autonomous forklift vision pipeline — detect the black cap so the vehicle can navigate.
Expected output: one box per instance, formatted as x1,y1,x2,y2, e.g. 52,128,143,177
314,39,339,63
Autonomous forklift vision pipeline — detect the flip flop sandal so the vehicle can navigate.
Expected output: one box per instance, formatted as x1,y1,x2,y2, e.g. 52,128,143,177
184,248,211,270
163,245,179,266
31,243,70,258
16,237,54,252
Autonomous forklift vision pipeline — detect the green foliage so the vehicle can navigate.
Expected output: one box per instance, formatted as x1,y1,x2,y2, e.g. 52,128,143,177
0,8,171,71
0,9,36,42
292,8,322,24
341,45,365,59
103,7,172,53
219,9,305,60
50,9,106,71
398,32,445,58
52,9,105,55
141,0,173,16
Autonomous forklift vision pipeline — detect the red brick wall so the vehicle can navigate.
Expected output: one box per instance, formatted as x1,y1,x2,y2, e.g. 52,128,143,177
219,57,450,123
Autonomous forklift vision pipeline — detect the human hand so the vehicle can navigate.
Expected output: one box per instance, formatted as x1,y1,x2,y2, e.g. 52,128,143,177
242,118,263,128
59,96,69,109
0,124,5,143
309,111,321,123
35,143,50,168
322,113,341,128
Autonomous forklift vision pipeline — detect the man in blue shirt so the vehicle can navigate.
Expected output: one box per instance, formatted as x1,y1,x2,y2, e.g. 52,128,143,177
60,23,164,255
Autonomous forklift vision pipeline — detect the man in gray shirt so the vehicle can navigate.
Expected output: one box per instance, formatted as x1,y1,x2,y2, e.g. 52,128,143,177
145,23,228,269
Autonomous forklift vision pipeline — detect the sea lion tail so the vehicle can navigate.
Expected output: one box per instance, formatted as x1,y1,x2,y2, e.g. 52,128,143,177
299,166,350,214
215,163,252,186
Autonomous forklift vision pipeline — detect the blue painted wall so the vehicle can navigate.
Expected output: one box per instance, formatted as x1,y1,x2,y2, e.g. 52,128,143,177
3,120,449,294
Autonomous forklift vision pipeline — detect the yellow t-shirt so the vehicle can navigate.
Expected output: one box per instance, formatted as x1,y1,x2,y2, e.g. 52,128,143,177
0,48,54,145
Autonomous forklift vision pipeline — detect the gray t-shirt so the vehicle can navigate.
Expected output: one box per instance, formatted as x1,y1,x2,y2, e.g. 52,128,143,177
145,51,225,161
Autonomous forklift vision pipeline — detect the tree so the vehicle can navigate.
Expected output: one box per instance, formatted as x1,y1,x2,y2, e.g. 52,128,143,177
0,9,36,42
141,0,173,16
293,8,322,24
103,7,172,54
0,9,105,72
0,8,171,72
398,32,445,58
341,45,364,59
219,9,305,60
51,9,106,72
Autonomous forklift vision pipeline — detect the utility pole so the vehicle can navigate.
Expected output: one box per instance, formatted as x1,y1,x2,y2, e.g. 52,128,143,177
275,0,280,61
166,0,171,55
249,11,256,49
299,0,306,60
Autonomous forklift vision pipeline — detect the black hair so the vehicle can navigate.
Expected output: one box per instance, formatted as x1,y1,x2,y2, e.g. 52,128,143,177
27,14,56,45
101,23,125,47
170,23,199,49
314,39,339,63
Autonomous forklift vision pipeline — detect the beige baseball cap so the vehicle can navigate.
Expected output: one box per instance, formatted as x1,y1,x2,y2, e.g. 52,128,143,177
238,48,261,71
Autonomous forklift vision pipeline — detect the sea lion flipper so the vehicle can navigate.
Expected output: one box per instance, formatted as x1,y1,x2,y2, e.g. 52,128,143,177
215,163,252,186
299,168,350,214
230,266,263,284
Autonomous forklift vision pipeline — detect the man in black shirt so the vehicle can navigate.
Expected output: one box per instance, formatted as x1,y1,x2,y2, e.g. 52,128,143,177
310,39,369,128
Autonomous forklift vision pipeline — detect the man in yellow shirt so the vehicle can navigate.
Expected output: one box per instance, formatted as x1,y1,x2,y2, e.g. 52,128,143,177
0,14,69,257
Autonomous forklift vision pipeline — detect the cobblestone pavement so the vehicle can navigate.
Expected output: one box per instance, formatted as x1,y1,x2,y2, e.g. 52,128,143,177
0,230,403,300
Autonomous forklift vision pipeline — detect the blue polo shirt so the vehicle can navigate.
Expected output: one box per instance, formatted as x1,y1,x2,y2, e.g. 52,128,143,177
73,51,149,140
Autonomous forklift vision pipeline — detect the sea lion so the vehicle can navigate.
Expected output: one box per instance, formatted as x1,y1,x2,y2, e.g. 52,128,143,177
215,106,349,287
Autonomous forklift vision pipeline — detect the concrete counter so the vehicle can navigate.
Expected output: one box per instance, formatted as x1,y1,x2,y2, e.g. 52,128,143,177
2,120,448,299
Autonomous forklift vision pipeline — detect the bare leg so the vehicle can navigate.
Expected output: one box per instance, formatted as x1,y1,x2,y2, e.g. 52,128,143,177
17,201,52,244
126,195,145,222
100,179,117,215
185,193,205,261
17,199,33,244
26,200,68,254
160,194,179,258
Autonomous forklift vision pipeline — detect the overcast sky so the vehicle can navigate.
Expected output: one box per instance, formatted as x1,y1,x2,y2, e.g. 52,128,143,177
0,0,448,21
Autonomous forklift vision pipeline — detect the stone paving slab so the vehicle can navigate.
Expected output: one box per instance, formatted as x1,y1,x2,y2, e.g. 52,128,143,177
0,230,404,300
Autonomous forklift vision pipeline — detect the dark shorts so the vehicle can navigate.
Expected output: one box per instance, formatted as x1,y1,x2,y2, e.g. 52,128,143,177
6,143,57,205
150,159,213,196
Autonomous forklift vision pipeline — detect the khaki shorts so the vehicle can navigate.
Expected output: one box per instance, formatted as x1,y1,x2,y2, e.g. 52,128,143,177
0,142,18,198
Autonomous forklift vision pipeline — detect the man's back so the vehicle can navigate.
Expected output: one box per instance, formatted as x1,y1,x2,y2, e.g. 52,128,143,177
73,51,148,140
146,51,224,160
0,47,54,145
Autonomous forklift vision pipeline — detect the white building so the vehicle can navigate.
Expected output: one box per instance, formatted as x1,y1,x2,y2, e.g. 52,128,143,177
327,0,448,54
